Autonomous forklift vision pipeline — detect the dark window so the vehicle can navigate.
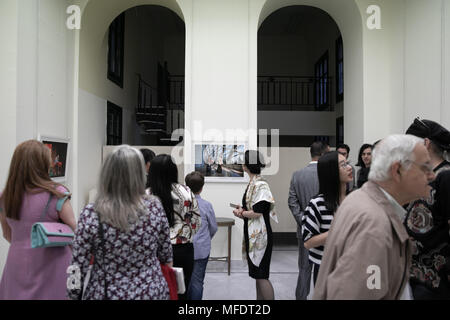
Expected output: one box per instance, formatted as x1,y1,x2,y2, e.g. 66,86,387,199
315,51,329,110
314,135,330,146
107,102,122,145
107,13,125,88
336,36,344,102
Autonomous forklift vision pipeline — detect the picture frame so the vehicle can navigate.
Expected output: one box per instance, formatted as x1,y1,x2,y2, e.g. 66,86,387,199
193,142,248,183
38,135,70,183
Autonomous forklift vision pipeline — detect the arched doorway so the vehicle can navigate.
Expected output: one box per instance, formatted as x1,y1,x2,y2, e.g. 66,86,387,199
258,5,343,148
256,0,363,238
75,0,186,212
258,0,363,158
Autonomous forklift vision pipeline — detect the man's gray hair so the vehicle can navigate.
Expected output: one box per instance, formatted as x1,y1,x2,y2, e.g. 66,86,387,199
369,134,424,182
94,145,147,231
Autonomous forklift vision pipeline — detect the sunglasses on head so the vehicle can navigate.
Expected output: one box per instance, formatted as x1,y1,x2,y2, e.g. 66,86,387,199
414,117,431,136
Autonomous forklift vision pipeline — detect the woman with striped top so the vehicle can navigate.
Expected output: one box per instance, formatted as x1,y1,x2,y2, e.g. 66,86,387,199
302,151,353,286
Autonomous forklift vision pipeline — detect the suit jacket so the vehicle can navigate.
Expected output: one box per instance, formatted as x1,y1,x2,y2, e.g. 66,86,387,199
288,162,319,238
313,181,411,300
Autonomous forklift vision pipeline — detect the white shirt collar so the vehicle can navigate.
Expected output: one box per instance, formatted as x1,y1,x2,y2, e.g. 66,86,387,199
378,186,407,221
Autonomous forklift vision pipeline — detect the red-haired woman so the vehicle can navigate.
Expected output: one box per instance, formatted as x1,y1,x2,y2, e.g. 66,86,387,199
0,140,76,299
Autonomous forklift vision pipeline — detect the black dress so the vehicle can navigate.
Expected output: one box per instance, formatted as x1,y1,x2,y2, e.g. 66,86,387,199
242,191,273,280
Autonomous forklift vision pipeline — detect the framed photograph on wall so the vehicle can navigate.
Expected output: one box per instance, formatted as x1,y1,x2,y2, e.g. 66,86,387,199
38,135,70,183
194,143,248,182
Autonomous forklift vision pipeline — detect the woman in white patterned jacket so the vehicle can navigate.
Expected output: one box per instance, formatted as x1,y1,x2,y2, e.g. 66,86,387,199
147,154,201,300
233,150,278,300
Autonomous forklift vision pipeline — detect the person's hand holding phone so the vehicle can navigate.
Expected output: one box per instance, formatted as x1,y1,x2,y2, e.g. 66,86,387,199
231,203,244,219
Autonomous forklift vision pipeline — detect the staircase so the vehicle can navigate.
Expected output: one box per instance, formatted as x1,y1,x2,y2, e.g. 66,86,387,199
136,72,184,146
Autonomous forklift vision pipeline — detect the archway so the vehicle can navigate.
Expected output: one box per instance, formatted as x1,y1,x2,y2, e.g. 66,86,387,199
75,0,186,212
258,5,343,147
256,0,363,237
258,0,363,156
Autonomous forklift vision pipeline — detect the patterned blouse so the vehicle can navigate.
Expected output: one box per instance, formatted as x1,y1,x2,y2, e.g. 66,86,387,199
67,195,173,300
242,175,278,267
148,183,202,245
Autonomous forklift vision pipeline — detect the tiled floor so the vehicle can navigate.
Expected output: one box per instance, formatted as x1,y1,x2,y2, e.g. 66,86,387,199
203,245,298,300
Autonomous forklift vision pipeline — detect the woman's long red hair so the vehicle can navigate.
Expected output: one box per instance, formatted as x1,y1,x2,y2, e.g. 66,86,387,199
0,140,69,220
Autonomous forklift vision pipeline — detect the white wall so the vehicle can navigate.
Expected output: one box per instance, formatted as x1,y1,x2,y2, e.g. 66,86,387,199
258,111,336,136
0,0,18,182
354,0,450,140
180,0,263,259
263,148,311,233
37,0,71,139
404,0,448,127
16,0,38,143
444,0,450,130
0,0,19,274
0,0,78,273
77,90,106,211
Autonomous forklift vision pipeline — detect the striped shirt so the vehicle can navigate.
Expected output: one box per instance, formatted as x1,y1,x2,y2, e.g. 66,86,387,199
301,195,335,266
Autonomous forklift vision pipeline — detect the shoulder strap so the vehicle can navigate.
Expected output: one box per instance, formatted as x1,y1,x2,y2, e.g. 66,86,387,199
40,194,54,221
56,192,71,212
96,216,109,300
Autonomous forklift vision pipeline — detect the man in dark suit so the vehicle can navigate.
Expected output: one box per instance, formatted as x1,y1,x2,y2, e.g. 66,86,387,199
288,141,328,300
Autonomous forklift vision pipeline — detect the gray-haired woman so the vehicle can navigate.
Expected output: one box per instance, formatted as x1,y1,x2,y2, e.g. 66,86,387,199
67,145,173,300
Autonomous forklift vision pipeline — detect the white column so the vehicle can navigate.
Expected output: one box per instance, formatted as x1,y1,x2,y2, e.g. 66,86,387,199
442,0,450,128
0,0,18,275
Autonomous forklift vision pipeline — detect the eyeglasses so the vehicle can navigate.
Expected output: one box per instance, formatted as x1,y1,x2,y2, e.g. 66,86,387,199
339,161,351,169
404,160,434,174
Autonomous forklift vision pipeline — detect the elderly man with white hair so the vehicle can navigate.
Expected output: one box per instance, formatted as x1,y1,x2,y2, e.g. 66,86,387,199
312,134,435,300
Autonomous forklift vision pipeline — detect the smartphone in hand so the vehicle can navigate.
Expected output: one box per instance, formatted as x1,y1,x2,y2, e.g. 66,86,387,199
229,203,239,209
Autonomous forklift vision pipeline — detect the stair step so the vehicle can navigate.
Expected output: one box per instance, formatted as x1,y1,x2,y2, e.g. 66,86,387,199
145,129,165,133
136,113,165,117
138,120,165,125
139,105,165,109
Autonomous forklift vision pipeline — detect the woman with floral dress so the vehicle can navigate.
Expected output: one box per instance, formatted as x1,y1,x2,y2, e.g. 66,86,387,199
233,150,278,300
67,145,173,300
147,154,201,300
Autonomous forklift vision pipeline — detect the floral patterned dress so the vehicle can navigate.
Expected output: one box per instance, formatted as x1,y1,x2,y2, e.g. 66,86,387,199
404,162,450,297
67,195,173,300
169,183,201,244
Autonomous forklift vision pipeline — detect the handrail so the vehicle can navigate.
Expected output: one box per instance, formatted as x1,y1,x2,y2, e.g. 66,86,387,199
258,75,333,80
136,73,157,91
257,75,334,111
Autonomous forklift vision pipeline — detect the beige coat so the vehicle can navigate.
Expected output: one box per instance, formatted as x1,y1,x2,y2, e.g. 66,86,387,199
313,181,411,300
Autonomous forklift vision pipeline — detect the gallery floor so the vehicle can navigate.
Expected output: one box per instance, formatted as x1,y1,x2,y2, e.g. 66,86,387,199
203,245,298,300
